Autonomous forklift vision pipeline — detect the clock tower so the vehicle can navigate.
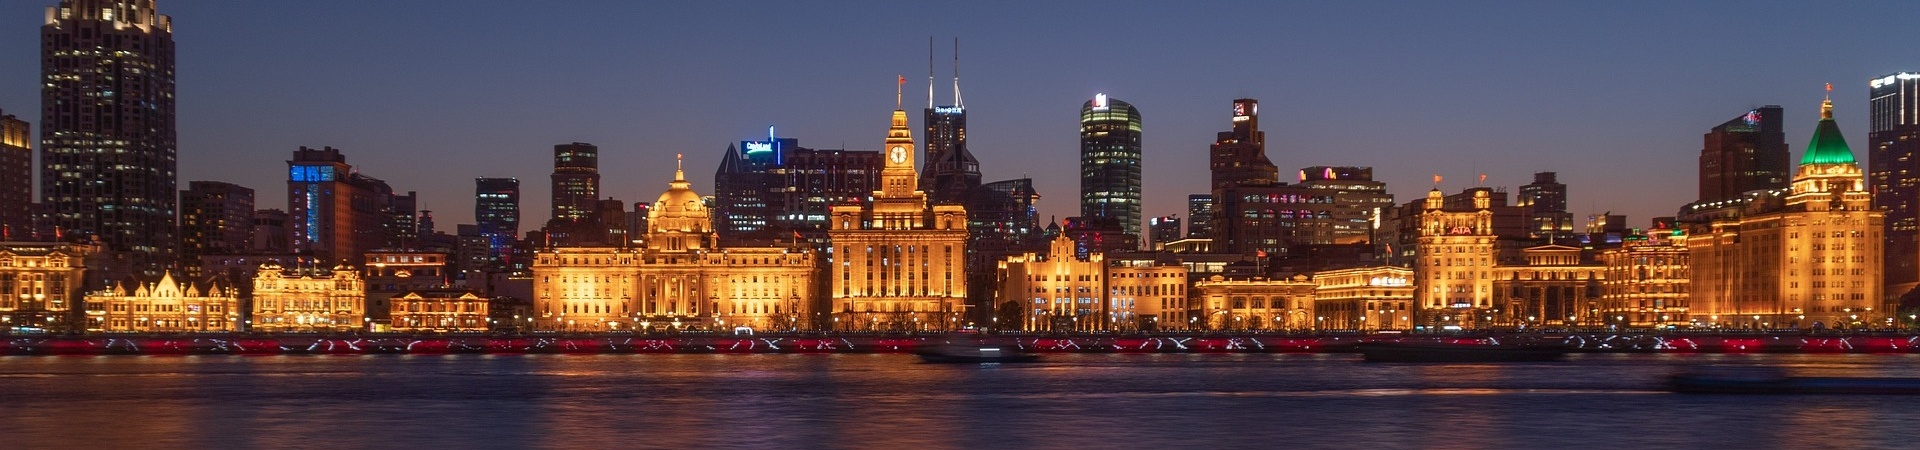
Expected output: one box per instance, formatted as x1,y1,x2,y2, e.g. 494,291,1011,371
882,76,921,199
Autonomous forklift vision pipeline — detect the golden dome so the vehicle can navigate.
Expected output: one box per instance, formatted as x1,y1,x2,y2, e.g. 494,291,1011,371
649,154,710,234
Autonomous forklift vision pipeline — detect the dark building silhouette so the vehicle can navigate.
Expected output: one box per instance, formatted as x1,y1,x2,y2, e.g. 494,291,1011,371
922,40,980,205
41,0,178,277
251,209,288,253
714,133,881,246
0,111,27,238
1215,166,1392,257
1870,73,1920,295
1187,194,1213,239
1698,106,1789,203
1148,215,1182,250
179,181,254,275
1210,99,1278,190
1080,94,1143,239
1517,172,1572,242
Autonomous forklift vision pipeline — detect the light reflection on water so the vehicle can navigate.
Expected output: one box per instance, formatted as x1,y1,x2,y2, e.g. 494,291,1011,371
1,353,1918,449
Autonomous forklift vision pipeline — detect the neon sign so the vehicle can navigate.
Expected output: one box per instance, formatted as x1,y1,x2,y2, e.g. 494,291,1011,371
744,141,773,153
933,106,964,114
1092,93,1108,110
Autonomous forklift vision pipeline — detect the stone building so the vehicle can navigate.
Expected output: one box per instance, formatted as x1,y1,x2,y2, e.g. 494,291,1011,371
250,262,365,332
86,272,238,332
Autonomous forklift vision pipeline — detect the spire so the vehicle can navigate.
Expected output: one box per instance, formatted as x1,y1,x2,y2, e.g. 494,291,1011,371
953,37,964,108
1822,82,1834,120
674,153,686,181
928,37,935,109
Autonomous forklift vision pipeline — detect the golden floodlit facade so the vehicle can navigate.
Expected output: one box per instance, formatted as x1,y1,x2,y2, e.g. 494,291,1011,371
1413,188,1498,329
1600,228,1691,328
1312,266,1414,331
829,85,967,331
250,262,366,332
531,157,817,332
0,241,96,331
1689,98,1884,329
1191,275,1317,331
389,289,489,332
996,236,1188,332
86,272,238,332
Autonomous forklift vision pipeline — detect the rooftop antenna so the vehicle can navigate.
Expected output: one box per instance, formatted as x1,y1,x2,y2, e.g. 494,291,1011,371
953,37,964,108
928,36,935,109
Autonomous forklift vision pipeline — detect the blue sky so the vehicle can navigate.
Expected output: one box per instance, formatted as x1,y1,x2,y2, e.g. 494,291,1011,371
1,0,1914,233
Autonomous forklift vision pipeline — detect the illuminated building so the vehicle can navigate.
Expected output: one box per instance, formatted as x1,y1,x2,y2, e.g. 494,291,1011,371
1148,215,1182,250
0,241,98,331
1599,224,1690,328
1413,188,1497,329
1214,166,1392,257
1191,275,1316,331
829,83,968,331
714,132,881,245
1187,194,1213,239
1489,245,1604,328
179,181,254,276
1517,172,1573,242
995,235,1187,332
288,147,408,263
532,157,818,332
963,178,1043,322
364,251,450,330
1080,93,1143,238
85,272,237,332
551,143,600,223
0,111,27,238
922,38,980,205
1869,73,1920,296
1210,99,1278,190
1107,261,1186,331
1688,97,1885,329
388,289,488,332
1585,213,1629,250
40,0,177,277
1312,266,1413,331
249,261,365,332
475,177,519,267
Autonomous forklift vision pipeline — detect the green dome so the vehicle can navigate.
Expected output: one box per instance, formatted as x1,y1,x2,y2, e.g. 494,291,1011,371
1801,100,1856,166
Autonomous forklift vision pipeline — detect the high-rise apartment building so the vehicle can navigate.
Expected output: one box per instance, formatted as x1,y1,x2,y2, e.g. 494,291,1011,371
41,0,178,276
475,177,519,267
0,111,28,238
1869,73,1920,296
178,181,254,275
1517,172,1573,242
1080,94,1143,238
550,142,600,223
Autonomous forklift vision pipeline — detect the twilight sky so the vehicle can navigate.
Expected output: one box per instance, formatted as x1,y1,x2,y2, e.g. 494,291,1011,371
1,1,1914,235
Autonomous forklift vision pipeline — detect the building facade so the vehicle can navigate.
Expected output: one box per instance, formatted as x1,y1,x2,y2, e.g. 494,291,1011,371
288,147,406,263
829,90,968,332
1210,99,1278,190
1688,98,1885,329
1869,73,1920,297
1214,167,1392,257
85,272,237,332
0,111,28,238
388,289,488,333
40,0,178,276
1311,266,1414,331
1413,188,1498,329
1599,227,1691,328
551,142,600,223
1489,245,1604,329
0,241,97,331
1080,93,1143,238
1699,106,1790,203
475,177,519,267
1191,276,1317,331
1517,172,1573,242
249,262,365,332
1107,261,1187,331
179,181,254,276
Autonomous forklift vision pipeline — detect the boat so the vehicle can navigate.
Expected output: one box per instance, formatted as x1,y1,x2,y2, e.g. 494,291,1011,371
1355,339,1568,363
915,341,1040,364
1668,367,1920,394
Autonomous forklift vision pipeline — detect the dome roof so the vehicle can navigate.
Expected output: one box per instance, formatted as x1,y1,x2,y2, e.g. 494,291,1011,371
1801,98,1857,166
649,155,709,232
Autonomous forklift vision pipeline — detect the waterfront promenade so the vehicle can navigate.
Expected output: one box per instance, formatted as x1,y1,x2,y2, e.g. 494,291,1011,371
4,332,1918,356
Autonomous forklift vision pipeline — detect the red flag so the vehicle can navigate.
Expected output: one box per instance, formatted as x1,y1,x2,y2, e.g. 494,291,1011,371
1256,250,1267,258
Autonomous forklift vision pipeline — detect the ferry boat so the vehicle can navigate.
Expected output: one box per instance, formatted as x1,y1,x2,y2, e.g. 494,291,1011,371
1668,367,1920,394
915,341,1040,364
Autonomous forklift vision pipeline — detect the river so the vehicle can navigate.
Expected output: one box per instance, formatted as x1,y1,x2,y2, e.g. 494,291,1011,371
2,353,1917,449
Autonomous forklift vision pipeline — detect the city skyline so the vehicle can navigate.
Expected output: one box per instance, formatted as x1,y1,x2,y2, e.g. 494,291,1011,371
0,1,1912,234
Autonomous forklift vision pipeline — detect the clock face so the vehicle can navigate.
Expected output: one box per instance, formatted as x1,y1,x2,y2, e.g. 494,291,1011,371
890,146,907,163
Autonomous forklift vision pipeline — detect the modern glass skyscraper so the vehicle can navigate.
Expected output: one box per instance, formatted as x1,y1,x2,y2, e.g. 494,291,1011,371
1869,73,1920,294
0,111,28,238
1697,105,1789,203
475,178,519,267
1079,93,1143,238
1517,172,1572,242
550,142,599,223
40,0,177,276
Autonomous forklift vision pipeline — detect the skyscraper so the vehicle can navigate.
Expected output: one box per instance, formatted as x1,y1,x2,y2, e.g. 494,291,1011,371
178,181,254,275
1517,172,1572,242
1080,93,1143,238
1186,194,1213,239
1698,106,1789,203
289,146,398,263
1869,73,1920,295
475,178,519,267
550,142,600,223
41,0,177,276
1210,99,1278,190
0,111,28,238
922,38,980,205
714,132,881,245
